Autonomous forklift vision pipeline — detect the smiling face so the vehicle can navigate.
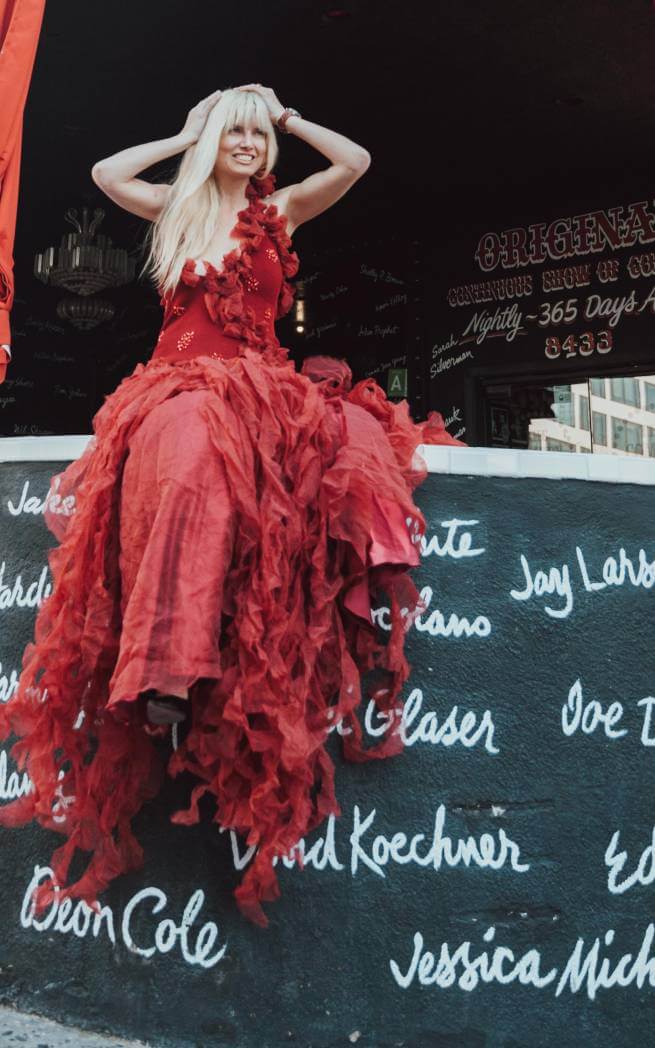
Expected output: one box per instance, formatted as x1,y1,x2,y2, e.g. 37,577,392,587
212,90,273,184
215,118,267,177
209,89,278,189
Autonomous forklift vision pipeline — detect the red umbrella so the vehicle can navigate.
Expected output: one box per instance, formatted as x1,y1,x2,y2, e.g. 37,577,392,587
0,0,46,385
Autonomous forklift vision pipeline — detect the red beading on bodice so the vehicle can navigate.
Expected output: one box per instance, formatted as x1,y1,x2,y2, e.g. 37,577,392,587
151,174,299,367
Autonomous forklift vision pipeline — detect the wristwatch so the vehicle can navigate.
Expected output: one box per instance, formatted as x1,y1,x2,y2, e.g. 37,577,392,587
277,108,301,134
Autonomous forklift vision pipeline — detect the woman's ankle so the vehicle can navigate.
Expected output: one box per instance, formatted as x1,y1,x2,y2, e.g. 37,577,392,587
140,690,189,725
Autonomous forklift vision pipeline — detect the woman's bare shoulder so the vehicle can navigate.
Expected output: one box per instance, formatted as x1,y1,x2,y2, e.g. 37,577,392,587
262,185,297,236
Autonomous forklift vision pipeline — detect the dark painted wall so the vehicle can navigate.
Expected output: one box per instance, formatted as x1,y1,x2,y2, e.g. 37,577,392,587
3,213,410,436
0,457,654,1046
299,236,423,403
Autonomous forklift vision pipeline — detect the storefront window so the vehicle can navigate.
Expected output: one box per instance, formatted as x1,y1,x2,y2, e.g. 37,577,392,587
483,372,655,458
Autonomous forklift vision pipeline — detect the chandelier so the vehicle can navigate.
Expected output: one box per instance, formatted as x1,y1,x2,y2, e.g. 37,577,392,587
34,207,136,330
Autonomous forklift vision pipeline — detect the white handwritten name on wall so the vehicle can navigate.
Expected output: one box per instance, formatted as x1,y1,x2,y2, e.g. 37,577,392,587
226,803,526,878
20,865,227,970
389,922,655,1001
511,545,654,618
328,689,499,755
0,663,19,703
0,563,51,612
6,478,75,519
0,482,74,625
560,679,655,746
304,321,338,341
605,822,655,897
357,323,400,340
374,519,491,637
360,264,405,285
0,749,32,800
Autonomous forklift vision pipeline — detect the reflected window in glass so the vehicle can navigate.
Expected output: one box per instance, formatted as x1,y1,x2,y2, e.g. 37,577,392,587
610,377,640,408
552,385,574,426
612,417,643,454
592,411,607,446
546,437,575,452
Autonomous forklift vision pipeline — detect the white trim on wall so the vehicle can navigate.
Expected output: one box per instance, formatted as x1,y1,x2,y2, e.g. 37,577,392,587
0,436,654,486
418,444,655,485
0,436,93,462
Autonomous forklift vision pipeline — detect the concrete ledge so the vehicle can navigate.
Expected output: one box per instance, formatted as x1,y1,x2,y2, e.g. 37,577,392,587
0,436,92,463
418,443,655,485
2,436,654,486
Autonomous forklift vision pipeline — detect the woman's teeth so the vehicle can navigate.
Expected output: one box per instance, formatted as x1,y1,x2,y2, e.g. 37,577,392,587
234,154,253,163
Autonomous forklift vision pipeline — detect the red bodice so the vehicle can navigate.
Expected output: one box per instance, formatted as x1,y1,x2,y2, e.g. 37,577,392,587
151,174,299,367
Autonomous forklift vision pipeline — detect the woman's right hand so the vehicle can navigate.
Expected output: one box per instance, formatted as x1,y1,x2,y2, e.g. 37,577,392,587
179,89,223,143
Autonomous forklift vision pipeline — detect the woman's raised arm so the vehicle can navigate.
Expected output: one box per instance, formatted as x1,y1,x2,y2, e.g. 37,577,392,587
91,90,222,220
237,84,371,234
91,131,195,185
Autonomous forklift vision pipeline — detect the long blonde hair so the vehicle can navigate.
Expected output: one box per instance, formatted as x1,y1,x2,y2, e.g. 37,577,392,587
141,88,279,296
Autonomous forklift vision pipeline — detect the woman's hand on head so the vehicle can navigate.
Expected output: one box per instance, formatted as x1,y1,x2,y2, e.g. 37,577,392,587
236,84,285,124
180,89,223,143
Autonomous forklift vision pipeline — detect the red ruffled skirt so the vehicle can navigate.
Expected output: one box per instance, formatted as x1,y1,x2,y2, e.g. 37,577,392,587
0,350,463,925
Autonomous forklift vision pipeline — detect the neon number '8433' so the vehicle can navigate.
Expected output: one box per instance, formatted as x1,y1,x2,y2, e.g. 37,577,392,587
545,331,613,359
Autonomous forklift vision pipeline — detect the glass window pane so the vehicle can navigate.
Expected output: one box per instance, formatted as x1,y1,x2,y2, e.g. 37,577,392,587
552,385,573,425
546,437,575,452
649,427,655,457
626,421,643,455
590,377,606,398
645,382,655,412
578,394,590,431
592,411,607,446
612,417,626,450
612,417,644,454
610,377,640,407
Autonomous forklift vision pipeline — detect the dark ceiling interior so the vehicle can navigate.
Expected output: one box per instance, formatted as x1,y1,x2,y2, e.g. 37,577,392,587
16,0,655,262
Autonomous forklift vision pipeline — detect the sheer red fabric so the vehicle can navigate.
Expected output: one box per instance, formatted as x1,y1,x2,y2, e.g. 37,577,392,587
0,174,465,926
0,0,47,382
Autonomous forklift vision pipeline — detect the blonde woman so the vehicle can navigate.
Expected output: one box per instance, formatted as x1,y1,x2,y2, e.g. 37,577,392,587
0,85,463,927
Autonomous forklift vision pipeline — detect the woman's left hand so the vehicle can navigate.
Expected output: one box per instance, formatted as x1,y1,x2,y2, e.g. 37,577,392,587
236,84,286,124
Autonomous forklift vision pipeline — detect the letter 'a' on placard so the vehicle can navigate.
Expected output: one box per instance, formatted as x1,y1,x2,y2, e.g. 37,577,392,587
387,368,408,398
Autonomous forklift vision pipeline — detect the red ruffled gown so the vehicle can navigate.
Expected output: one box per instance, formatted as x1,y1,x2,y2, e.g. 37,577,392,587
0,174,465,926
